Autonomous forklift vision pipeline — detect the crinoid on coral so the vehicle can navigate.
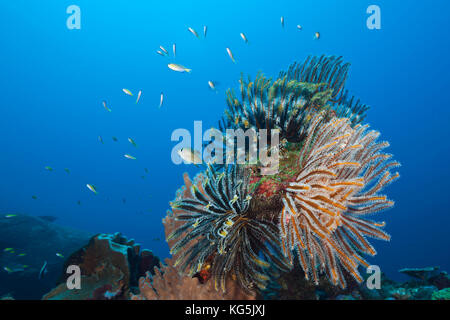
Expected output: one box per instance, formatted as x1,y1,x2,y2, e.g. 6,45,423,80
278,112,400,289
164,164,290,294
168,55,399,294
218,55,368,145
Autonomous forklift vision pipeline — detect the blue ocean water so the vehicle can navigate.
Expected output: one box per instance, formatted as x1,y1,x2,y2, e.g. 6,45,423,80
0,0,449,283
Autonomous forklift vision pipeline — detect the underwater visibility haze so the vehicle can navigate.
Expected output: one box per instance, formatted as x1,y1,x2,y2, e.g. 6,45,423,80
0,0,449,300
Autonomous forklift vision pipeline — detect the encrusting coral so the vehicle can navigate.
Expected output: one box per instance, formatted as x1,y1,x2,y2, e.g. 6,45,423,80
163,55,400,296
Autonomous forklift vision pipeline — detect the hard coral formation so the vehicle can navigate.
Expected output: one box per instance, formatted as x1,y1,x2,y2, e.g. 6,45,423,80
166,55,400,294
43,233,159,300
131,258,255,300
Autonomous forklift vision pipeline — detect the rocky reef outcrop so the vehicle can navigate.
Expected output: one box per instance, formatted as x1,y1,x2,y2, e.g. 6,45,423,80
43,232,160,300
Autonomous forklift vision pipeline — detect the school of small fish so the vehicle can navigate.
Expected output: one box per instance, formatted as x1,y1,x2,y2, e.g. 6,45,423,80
16,17,321,277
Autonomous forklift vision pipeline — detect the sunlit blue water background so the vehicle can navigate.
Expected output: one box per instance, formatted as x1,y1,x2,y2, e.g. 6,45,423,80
0,0,449,281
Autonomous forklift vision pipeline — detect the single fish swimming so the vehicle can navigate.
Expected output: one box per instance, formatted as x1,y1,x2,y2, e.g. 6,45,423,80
168,63,192,73
136,90,142,104
122,88,133,96
240,32,248,43
38,261,48,280
124,154,136,160
188,27,199,38
177,147,202,165
102,100,111,112
86,184,97,194
128,137,137,147
226,48,236,63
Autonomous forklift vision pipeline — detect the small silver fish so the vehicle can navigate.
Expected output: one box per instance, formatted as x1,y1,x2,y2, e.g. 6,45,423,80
297,25,302,30
122,88,133,96
177,148,202,165
168,63,192,73
56,253,64,258
159,92,164,108
159,46,168,55
86,184,97,194
124,154,136,160
240,32,248,43
226,48,236,63
281,16,284,27
188,27,199,38
203,25,207,38
315,32,320,39
102,100,111,112
136,90,142,104
156,50,165,57
208,81,216,91
128,137,137,147
38,261,48,280
173,43,176,57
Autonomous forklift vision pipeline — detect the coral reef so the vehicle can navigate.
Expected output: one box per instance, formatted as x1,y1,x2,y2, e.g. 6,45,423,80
43,233,159,300
0,213,93,299
432,288,450,300
261,265,450,300
131,258,255,300
166,55,399,294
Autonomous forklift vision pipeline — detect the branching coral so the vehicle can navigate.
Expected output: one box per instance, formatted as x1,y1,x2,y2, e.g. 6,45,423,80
165,165,290,294
278,112,400,288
